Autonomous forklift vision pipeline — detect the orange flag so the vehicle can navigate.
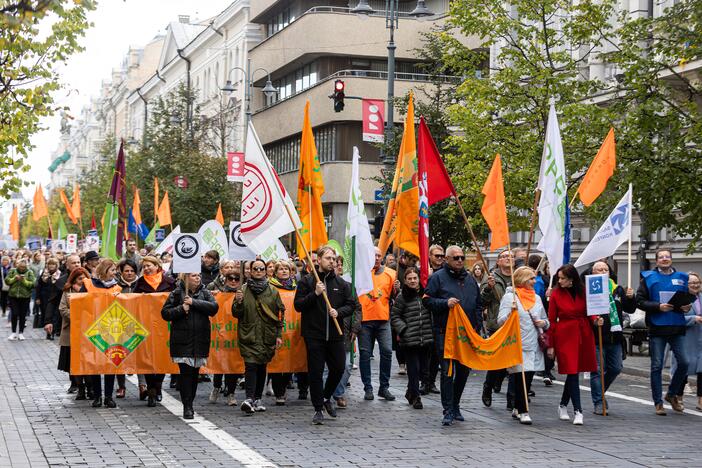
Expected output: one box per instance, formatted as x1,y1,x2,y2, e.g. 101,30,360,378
59,189,78,224
295,100,328,260
378,92,419,257
157,191,172,226
32,184,49,221
577,128,616,206
481,154,509,251
215,203,224,226
153,177,159,219
133,187,142,225
9,206,19,241
71,183,82,220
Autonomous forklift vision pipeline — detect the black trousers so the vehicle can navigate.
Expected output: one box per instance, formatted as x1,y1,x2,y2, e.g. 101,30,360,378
271,373,291,398
484,368,507,390
0,290,8,315
296,372,309,393
512,371,535,414
560,374,582,412
244,362,267,400
145,374,165,391
92,374,115,398
404,345,431,398
9,297,29,333
177,363,200,407
427,344,440,386
213,374,240,394
305,338,345,411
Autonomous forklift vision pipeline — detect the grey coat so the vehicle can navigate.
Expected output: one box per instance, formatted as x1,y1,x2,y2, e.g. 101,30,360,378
498,287,549,373
683,294,702,375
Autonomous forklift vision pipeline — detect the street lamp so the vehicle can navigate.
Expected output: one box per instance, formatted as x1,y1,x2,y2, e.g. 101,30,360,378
221,59,277,127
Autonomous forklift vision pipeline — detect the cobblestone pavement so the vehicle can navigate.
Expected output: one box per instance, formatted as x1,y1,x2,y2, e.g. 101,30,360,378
1,326,700,467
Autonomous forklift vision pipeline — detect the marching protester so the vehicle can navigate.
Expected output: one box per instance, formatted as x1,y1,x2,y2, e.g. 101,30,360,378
471,263,485,284
391,267,433,409
35,257,61,340
423,245,444,396
547,264,597,425
6,258,36,341
82,259,122,408
162,272,218,419
498,267,549,425
480,249,512,409
587,261,636,415
358,247,398,401
636,248,691,415
681,272,702,410
53,267,91,400
1,256,11,318
208,259,242,406
200,250,220,286
424,245,483,426
269,260,297,406
83,251,100,277
122,239,142,272
428,245,445,275
294,245,355,425
113,258,140,399
232,259,285,414
132,255,175,405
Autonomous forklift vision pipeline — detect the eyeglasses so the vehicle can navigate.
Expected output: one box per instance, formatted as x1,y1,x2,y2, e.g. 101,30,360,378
433,254,445,258
252,267,266,272
450,256,465,261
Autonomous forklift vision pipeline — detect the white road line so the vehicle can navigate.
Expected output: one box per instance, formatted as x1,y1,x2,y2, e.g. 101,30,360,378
126,376,276,467
550,379,702,417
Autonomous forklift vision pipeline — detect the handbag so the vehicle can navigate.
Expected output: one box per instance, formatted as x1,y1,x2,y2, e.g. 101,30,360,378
1,269,8,292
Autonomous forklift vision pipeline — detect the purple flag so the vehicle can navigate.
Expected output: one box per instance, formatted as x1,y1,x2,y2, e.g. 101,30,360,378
108,141,128,256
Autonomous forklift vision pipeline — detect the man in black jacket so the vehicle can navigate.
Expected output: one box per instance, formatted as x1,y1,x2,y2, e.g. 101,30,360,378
294,245,355,425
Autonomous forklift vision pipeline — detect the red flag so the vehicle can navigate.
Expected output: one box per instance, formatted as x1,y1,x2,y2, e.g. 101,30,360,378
417,117,456,286
90,212,97,230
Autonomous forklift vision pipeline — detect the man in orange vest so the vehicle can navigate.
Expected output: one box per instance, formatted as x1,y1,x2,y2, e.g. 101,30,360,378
358,247,398,401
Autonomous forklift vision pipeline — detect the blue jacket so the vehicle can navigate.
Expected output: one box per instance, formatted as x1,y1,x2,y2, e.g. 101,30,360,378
423,267,482,332
636,268,688,335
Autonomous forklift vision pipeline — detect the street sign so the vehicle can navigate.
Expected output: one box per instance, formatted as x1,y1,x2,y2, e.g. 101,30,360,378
374,189,386,202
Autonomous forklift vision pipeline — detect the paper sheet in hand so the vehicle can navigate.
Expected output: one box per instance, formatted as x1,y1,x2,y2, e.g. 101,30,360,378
585,274,610,316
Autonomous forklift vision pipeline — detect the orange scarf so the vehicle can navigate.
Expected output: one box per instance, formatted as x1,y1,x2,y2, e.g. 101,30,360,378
515,287,536,311
143,271,163,292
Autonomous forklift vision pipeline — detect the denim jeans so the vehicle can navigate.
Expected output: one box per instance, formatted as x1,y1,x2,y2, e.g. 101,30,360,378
650,334,688,405
560,374,582,412
590,342,623,406
359,320,393,392
333,351,352,398
434,329,469,412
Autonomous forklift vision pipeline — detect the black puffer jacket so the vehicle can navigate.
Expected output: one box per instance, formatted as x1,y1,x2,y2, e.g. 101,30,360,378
161,281,218,358
391,284,434,348
294,269,355,342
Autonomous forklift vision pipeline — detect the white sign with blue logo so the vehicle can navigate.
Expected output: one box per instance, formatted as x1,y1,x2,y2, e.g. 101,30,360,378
585,273,610,316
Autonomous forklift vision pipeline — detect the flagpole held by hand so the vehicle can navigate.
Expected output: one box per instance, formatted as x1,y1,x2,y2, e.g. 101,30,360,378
508,241,528,414
597,319,607,416
453,196,488,272
525,189,541,259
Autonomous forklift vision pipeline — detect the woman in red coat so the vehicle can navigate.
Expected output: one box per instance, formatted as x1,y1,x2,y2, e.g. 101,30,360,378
546,264,597,426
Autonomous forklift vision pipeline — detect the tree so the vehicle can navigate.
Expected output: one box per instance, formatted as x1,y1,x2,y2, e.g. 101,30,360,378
0,0,94,198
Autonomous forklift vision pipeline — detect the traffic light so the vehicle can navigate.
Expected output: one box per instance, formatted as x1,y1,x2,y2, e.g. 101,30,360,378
333,79,345,112
369,213,384,239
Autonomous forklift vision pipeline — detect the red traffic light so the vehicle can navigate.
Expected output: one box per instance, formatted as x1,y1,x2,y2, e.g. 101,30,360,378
334,79,345,92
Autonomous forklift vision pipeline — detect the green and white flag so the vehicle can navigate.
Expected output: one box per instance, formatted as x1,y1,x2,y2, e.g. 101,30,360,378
56,213,68,240
343,147,375,296
537,103,567,278
144,221,161,245
100,202,119,260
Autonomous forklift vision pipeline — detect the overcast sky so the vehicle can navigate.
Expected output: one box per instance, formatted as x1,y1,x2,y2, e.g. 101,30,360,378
21,0,232,199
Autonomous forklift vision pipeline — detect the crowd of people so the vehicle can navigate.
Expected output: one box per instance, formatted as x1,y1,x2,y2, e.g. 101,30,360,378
2,239,701,426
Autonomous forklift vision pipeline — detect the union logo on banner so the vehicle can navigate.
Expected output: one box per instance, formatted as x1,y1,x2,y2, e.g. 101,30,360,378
84,301,149,366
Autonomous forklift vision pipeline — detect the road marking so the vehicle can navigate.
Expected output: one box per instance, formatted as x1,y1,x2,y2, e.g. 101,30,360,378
126,376,276,467
551,379,702,417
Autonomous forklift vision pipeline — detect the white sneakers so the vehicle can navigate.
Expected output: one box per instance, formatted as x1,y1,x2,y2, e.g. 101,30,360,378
558,405,570,421
227,394,237,406
573,411,584,425
519,413,533,425
7,333,17,341
18,333,25,341
398,363,407,375
209,387,221,403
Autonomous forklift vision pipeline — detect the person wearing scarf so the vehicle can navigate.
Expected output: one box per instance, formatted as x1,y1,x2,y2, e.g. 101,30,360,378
498,267,549,425
232,259,285,414
134,256,176,407
35,257,61,340
680,272,702,410
268,261,298,405
587,261,636,415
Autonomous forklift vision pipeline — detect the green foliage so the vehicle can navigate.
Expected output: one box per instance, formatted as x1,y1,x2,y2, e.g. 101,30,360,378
0,0,94,198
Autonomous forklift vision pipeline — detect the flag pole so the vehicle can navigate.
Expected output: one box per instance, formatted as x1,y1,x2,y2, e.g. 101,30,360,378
453,195,489,272
350,236,356,366
627,183,633,289
508,240,528,414
568,191,579,209
525,189,541,259
597,322,607,416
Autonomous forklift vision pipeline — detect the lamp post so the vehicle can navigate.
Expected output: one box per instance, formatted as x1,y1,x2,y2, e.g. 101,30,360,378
221,58,277,129
351,0,433,169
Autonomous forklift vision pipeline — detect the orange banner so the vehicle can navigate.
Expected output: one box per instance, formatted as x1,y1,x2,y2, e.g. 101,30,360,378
443,305,523,371
70,289,306,375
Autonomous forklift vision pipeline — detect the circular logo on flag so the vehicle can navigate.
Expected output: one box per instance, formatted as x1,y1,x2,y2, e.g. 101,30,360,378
241,162,273,231
231,223,246,248
175,235,199,259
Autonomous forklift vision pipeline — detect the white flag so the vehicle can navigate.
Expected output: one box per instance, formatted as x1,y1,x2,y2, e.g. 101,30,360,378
240,122,301,253
228,221,257,261
198,220,228,260
574,186,632,268
342,147,375,296
153,225,181,256
172,232,202,274
537,103,568,277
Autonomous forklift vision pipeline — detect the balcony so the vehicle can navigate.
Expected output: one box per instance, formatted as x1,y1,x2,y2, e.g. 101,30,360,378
249,7,455,78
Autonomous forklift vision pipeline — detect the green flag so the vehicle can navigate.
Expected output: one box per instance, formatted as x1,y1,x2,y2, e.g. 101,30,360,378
56,213,68,240
101,202,119,260
144,221,160,244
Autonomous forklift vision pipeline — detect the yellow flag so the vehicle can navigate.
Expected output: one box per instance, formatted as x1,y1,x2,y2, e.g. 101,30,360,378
378,92,419,257
295,100,328,259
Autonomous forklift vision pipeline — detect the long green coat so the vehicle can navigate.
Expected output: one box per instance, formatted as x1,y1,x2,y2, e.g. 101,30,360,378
232,284,284,365
6,268,36,299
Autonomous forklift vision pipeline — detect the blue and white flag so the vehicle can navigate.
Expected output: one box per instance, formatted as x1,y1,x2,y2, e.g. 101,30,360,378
574,185,633,268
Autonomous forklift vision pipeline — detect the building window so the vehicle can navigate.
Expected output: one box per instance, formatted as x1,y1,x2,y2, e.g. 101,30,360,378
266,6,296,37
267,62,319,106
265,124,338,174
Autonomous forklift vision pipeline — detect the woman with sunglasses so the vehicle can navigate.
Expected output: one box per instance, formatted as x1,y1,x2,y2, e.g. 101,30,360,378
546,264,597,425
233,259,285,414
207,260,242,407
269,261,298,405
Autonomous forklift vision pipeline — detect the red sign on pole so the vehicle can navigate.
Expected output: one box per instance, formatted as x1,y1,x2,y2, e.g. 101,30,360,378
227,152,244,182
362,99,385,143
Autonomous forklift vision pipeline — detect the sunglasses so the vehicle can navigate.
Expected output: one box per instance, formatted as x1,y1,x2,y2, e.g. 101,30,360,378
433,254,445,258
252,266,266,272
226,275,241,281
450,255,465,261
